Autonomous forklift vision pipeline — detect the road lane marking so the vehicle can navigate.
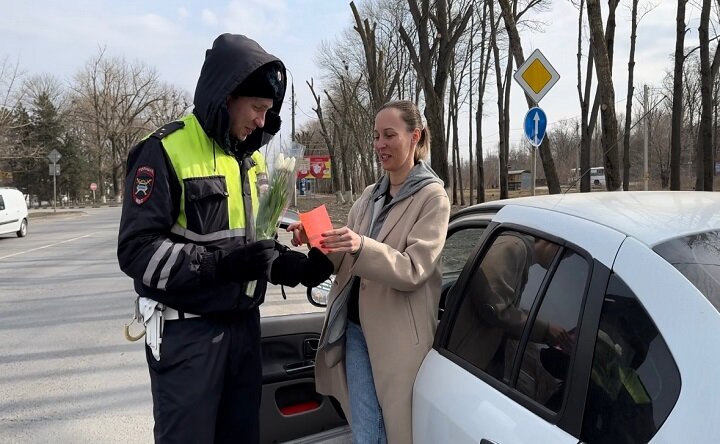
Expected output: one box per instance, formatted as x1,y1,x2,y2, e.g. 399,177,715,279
0,233,96,260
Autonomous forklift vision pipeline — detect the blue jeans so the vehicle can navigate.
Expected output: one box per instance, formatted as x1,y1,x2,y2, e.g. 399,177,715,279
345,321,387,444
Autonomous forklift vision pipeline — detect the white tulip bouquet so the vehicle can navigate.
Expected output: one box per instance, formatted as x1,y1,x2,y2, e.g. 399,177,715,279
255,151,299,240
246,145,304,295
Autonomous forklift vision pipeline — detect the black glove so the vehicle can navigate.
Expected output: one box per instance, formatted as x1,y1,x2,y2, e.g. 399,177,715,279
215,239,279,282
269,247,333,288
300,247,334,287
269,247,307,287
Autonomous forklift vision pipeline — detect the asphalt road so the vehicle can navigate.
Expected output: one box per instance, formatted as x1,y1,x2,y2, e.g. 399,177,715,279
0,206,326,443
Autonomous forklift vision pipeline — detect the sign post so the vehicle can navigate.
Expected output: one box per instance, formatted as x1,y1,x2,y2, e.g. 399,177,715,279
48,149,62,213
90,182,98,204
523,107,547,197
514,49,559,196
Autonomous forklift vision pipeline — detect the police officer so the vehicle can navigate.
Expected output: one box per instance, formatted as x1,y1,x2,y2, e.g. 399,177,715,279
117,33,332,443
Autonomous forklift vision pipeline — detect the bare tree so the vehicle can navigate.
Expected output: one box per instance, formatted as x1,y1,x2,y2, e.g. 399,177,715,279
307,78,345,201
587,0,621,190
399,0,473,185
474,1,494,203
575,0,594,192
145,83,191,130
697,0,714,190
497,0,560,194
0,57,26,162
70,49,172,201
489,1,510,199
350,1,400,112
622,0,640,190
670,0,688,189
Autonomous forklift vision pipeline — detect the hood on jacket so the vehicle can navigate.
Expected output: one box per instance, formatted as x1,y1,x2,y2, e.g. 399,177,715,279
365,160,444,239
192,33,287,156
370,160,443,203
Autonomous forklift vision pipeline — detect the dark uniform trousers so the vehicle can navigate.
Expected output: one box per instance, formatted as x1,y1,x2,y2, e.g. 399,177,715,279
146,308,261,443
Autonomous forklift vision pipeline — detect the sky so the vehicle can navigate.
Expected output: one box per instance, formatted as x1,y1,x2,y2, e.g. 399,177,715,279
0,0,694,159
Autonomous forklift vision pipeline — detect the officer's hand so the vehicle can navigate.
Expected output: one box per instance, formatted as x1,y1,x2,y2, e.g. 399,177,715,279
268,248,307,287
300,248,334,287
269,247,334,288
216,239,278,282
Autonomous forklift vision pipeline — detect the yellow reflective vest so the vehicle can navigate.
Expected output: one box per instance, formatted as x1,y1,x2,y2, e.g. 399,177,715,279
161,114,267,243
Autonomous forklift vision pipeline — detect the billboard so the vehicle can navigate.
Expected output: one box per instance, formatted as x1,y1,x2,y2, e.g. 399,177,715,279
298,156,331,179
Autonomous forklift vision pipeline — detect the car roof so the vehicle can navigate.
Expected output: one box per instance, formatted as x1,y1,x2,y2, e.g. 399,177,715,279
461,191,720,247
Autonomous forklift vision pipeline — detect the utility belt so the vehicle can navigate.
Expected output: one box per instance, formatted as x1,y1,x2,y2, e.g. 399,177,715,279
163,306,201,321
124,297,200,361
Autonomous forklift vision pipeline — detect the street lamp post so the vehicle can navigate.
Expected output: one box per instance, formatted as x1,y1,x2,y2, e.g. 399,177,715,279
47,149,62,213
285,68,298,207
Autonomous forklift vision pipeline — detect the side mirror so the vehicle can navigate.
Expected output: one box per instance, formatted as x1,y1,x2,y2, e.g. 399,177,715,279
307,275,333,307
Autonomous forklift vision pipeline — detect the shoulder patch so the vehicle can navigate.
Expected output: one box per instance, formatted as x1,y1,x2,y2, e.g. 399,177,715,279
149,121,185,140
133,166,155,205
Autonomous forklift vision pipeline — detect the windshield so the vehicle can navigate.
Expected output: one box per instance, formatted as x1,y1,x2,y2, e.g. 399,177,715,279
654,230,720,311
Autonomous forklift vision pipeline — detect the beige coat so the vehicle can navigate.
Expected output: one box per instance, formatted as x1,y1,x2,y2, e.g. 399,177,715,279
315,181,450,444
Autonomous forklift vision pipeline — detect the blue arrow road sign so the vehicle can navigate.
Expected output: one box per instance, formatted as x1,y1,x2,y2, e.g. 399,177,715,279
523,107,547,147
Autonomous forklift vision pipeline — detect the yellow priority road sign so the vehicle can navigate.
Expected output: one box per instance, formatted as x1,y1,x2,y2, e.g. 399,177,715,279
513,49,560,104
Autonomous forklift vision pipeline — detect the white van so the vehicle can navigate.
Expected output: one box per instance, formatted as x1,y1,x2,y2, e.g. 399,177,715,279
0,187,28,237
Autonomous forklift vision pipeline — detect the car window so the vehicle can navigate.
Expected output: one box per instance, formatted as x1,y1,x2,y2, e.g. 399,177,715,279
0,194,5,211
440,227,486,285
581,274,681,444
653,229,720,311
516,248,589,411
446,231,560,384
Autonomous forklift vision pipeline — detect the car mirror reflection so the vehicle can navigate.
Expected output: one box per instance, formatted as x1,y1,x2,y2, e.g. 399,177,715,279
306,275,333,307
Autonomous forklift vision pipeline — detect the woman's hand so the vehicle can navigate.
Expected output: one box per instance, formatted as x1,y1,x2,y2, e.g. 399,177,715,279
287,222,309,247
320,226,363,254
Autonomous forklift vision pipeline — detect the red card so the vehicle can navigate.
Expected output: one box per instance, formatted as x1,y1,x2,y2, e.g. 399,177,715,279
299,205,333,253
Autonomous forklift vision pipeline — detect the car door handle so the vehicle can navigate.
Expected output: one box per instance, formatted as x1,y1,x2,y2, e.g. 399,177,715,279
283,359,315,375
480,440,499,444
303,338,319,358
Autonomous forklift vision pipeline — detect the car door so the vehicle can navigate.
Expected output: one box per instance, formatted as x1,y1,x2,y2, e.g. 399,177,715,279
413,205,626,444
258,226,347,444
257,208,494,443
258,311,347,444
437,207,497,317
0,192,10,235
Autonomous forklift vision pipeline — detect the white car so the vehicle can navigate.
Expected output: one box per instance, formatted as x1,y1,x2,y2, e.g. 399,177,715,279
0,187,28,237
257,191,720,444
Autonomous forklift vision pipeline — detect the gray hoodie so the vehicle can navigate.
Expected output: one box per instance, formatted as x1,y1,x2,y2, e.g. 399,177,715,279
365,160,444,239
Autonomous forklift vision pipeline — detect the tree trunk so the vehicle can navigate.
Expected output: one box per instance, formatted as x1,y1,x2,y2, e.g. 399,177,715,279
306,79,342,195
400,0,473,186
447,81,456,204
670,0,687,190
697,0,713,190
349,1,400,112
577,0,593,192
475,2,492,203
490,3,508,199
587,0,621,191
452,81,464,205
468,11,474,204
622,0,639,191
497,0,560,194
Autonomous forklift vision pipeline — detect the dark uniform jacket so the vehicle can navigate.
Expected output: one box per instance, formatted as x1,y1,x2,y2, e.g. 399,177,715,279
117,34,286,316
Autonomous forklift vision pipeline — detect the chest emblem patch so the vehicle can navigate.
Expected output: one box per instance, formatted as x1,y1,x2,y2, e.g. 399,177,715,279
133,166,155,205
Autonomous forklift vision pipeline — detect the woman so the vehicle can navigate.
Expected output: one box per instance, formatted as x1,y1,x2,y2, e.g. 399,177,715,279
288,100,450,443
